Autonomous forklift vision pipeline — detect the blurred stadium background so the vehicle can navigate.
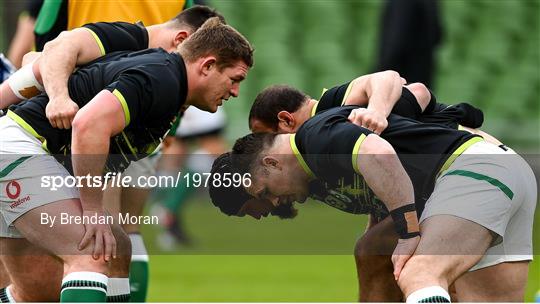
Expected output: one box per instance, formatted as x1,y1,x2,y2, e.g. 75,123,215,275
1,0,539,301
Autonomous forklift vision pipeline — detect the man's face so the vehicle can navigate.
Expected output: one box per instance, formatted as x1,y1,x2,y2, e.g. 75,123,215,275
200,60,249,112
244,164,310,216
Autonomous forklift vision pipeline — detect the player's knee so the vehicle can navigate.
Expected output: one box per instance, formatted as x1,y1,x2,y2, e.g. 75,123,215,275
397,255,447,293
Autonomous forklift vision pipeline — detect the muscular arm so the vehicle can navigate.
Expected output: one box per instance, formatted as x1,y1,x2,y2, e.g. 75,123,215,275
344,70,405,117
40,28,103,129
71,90,125,260
356,134,415,213
40,28,103,102
356,134,419,278
71,90,125,210
342,71,404,134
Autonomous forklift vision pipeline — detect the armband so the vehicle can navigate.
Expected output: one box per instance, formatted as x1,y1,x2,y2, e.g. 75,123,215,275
390,203,420,239
7,61,44,100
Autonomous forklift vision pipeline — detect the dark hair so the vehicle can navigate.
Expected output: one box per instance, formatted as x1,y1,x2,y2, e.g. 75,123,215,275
209,133,277,217
231,133,277,175
248,85,309,131
178,17,254,69
168,5,226,31
209,152,252,216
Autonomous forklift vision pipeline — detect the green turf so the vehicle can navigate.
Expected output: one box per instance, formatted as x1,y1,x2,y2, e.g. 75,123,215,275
142,197,540,302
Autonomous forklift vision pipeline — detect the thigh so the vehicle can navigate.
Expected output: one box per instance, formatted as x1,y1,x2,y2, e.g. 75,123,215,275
13,199,86,256
397,215,493,296
0,237,62,301
0,256,9,287
454,261,529,302
355,216,402,302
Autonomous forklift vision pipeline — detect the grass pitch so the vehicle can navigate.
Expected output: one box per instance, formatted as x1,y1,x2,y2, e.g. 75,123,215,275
143,198,540,302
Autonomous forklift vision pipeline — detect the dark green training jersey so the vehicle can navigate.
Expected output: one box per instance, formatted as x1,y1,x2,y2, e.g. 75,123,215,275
293,105,481,219
315,81,484,129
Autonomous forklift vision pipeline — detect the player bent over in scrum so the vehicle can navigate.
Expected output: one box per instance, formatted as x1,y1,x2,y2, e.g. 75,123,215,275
245,78,510,301
0,6,227,301
0,18,253,301
210,83,536,302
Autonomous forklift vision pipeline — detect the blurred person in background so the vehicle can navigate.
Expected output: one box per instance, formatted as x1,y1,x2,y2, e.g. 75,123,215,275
6,0,43,69
375,0,442,88
154,106,228,248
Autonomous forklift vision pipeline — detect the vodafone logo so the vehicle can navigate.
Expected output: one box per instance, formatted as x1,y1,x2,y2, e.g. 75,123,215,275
6,180,21,199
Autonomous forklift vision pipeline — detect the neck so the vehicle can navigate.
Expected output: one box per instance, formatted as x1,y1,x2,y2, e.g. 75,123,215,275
182,60,197,108
301,99,317,121
146,24,175,52
274,134,314,183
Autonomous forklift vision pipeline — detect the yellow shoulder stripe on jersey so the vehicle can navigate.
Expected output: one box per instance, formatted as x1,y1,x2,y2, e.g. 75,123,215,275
83,27,106,56
438,136,484,175
310,101,319,117
290,134,315,179
112,89,131,126
7,110,50,153
352,133,367,174
341,82,354,105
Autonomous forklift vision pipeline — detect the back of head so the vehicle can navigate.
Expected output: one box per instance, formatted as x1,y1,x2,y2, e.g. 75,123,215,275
248,85,309,131
168,5,226,31
178,17,254,69
209,152,252,216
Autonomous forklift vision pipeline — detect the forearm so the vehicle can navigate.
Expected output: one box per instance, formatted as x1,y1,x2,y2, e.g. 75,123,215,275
71,122,110,211
345,71,404,117
40,35,79,100
364,71,404,117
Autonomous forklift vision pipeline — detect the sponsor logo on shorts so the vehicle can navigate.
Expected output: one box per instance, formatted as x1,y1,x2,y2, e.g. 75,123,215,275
6,180,21,199
5,180,30,209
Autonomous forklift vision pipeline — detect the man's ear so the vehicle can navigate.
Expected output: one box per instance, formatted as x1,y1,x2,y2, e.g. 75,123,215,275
199,57,217,76
173,30,190,47
262,156,281,170
277,111,296,133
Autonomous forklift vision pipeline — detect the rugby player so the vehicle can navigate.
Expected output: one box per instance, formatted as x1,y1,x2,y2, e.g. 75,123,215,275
0,18,253,302
210,83,536,302
0,5,226,301
246,75,503,301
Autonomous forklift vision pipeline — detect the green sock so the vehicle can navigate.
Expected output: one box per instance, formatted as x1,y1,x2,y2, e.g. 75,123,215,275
60,272,107,302
129,260,149,302
129,234,149,302
162,168,196,213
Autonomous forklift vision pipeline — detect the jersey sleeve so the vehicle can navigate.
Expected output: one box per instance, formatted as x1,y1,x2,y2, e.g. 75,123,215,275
297,107,374,177
104,64,180,126
420,102,484,129
314,82,353,115
390,87,423,119
82,22,148,55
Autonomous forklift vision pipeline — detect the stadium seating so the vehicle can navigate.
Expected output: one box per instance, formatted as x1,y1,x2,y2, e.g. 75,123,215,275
209,0,538,149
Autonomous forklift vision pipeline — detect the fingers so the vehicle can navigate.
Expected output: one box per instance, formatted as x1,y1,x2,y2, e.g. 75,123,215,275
347,109,387,134
392,254,408,281
93,230,103,260
103,231,117,262
78,228,93,251
46,101,78,129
